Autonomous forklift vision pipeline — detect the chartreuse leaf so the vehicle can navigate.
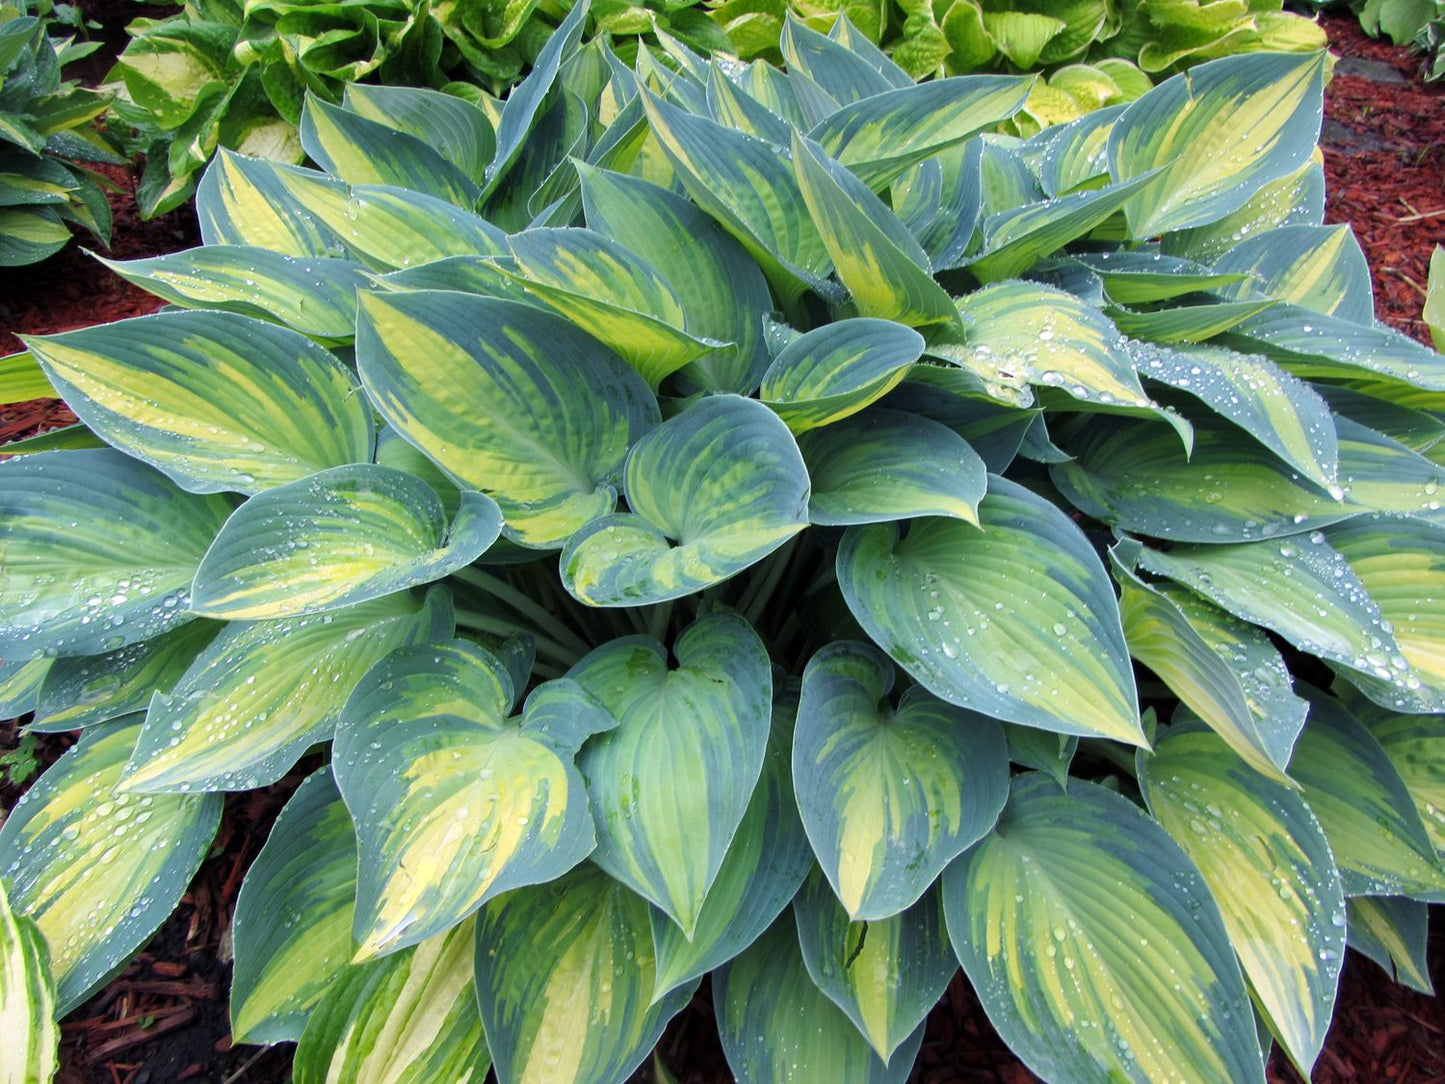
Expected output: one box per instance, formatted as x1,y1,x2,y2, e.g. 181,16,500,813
31,620,219,732
335,643,612,958
355,290,659,548
231,770,358,1045
97,246,369,341
799,407,987,526
714,917,924,1084
838,477,1143,744
568,613,771,937
0,878,57,1084
474,863,697,1084
808,76,1031,191
0,717,221,1015
793,641,1008,919
1212,224,1374,325
342,84,496,181
499,228,723,390
1346,697,1445,856
943,773,1263,1084
122,587,452,793
947,281,1149,409
1108,52,1328,238
578,163,773,395
793,872,955,1064
759,318,923,433
792,134,957,327
1346,896,1434,994
293,917,489,1084
649,694,813,1000
1137,535,1417,701
25,311,374,496
1139,721,1345,1075
1130,341,1338,490
1325,519,1445,713
191,465,501,620
0,449,232,660
1288,689,1445,898
1113,554,1300,782
562,396,809,606
1428,246,1445,353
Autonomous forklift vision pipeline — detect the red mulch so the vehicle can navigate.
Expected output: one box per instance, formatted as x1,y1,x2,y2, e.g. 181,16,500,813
1,10,1443,1084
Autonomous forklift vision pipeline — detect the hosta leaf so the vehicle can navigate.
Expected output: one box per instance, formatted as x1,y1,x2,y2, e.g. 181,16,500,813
197,150,347,258
355,290,659,548
98,246,369,341
759,318,924,433
793,873,956,1063
0,350,55,405
838,477,1143,744
1162,156,1326,265
0,878,58,1084
714,917,924,1084
342,84,496,181
1074,251,1248,305
562,395,809,606
231,770,358,1044
474,864,697,1084
1288,690,1445,898
1139,721,1344,1075
791,134,957,327
1130,341,1338,490
123,587,452,793
577,164,773,396
896,139,983,273
1021,105,1122,198
948,281,1149,409
31,620,219,732
25,311,374,496
0,657,49,718
943,773,1263,1084
0,449,232,659
807,74,1033,191
1137,535,1414,697
1346,896,1434,994
649,694,813,999
793,641,1008,919
799,407,986,526
1319,385,1445,454
1331,418,1445,526
1348,698,1445,856
191,465,502,620
779,15,902,103
0,717,221,1015
568,613,771,937
499,228,724,390
1108,52,1327,238
335,644,611,958
293,918,489,1084
1211,224,1374,325
1106,299,1279,344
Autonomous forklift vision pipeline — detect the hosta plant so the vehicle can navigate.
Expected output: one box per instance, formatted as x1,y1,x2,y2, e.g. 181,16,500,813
0,0,122,265
3,8,1445,1081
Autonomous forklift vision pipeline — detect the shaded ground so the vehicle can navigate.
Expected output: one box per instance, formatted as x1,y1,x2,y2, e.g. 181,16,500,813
0,9,1442,1084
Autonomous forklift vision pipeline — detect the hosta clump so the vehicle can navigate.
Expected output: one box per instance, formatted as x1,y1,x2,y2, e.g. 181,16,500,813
3,8,1445,1081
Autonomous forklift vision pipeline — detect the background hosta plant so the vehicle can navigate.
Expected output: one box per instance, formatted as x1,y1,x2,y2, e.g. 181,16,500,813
3,6,1444,1081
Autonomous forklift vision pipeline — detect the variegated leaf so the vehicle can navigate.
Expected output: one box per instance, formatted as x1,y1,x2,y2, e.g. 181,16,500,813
342,84,495,180
0,878,57,1084
1345,696,1445,857
759,318,923,433
1212,224,1373,325
1346,896,1434,994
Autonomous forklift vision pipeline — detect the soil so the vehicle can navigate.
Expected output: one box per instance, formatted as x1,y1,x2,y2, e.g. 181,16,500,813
0,9,1442,1084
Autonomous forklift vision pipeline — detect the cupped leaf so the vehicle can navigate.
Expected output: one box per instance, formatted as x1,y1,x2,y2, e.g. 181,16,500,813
759,318,924,434
335,643,611,958
793,873,956,1063
562,395,809,606
793,641,1008,919
943,773,1263,1084
649,694,813,1000
838,477,1142,744
0,449,232,660
714,917,924,1084
0,878,58,1084
123,587,452,793
1139,721,1344,1075
355,289,659,548
799,407,986,526
231,769,358,1044
293,918,490,1084
568,613,771,937
473,864,697,1084
0,716,221,1015
25,310,374,495
191,465,501,620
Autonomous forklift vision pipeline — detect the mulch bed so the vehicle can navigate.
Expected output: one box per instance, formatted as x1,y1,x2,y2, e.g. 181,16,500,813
1,9,1443,1083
